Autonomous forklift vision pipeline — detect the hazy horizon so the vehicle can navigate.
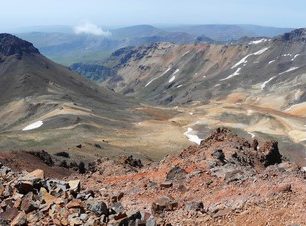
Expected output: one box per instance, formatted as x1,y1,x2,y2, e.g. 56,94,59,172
1,0,306,33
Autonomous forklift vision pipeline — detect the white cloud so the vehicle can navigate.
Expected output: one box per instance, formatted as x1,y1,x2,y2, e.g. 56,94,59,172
73,22,111,36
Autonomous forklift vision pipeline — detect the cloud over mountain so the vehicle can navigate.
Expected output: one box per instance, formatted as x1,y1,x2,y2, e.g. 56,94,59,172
74,22,111,36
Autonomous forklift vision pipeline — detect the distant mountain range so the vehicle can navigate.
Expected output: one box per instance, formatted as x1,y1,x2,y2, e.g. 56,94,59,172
70,29,306,108
17,24,293,65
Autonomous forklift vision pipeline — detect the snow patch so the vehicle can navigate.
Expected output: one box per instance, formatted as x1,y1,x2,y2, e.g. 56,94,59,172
182,51,190,57
169,76,175,83
247,131,256,138
279,67,299,75
184,128,203,145
22,121,43,131
177,84,183,88
268,60,275,64
261,76,276,90
220,68,241,81
145,67,171,87
168,69,180,83
249,38,268,45
231,47,269,69
291,54,300,61
173,69,180,75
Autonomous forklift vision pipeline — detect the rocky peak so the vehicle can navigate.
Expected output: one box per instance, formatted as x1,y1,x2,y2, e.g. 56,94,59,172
0,33,39,57
279,28,306,42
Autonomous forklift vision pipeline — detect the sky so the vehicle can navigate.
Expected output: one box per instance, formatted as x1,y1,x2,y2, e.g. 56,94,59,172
1,0,306,31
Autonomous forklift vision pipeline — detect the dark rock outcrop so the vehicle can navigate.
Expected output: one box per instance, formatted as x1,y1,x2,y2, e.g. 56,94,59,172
0,33,39,57
260,141,282,167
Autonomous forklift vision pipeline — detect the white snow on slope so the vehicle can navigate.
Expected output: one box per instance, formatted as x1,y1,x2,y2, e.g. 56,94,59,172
279,67,299,75
268,60,276,64
145,67,171,87
261,76,276,90
182,51,190,57
249,39,268,45
177,84,183,88
168,69,180,83
291,54,300,61
232,47,269,69
184,128,203,145
220,67,241,81
169,76,175,83
247,131,256,138
173,69,180,75
22,121,43,131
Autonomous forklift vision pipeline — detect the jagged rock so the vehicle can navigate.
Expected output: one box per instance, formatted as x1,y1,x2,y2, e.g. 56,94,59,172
0,219,9,226
185,201,204,212
59,160,69,168
55,152,70,158
78,162,86,174
166,166,187,181
260,141,282,166
15,169,44,194
111,192,124,202
68,180,81,194
80,213,88,221
160,181,173,188
88,162,97,173
94,144,102,149
45,179,68,192
20,192,38,213
3,184,13,197
212,149,225,162
114,212,127,221
0,208,19,221
40,187,58,207
0,166,11,175
68,213,82,225
152,196,178,214
84,216,100,226
87,200,109,216
125,155,143,168
11,211,27,226
252,139,259,151
76,190,95,200
28,150,54,166
274,184,292,193
0,34,39,57
146,216,157,226
67,199,83,209
111,202,125,214
15,180,34,194
69,161,79,170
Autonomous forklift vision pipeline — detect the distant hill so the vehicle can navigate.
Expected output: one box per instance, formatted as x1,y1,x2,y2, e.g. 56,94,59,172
163,24,293,42
0,33,139,153
16,25,214,65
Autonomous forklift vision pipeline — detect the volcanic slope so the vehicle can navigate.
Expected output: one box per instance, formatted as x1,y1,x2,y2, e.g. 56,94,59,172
0,34,182,160
93,28,306,108
74,28,306,165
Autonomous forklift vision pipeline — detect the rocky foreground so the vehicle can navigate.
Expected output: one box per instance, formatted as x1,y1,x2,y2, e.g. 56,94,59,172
1,128,306,225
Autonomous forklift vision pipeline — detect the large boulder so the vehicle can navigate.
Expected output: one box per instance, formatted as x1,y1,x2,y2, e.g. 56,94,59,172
166,166,187,181
151,196,178,214
260,141,282,166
